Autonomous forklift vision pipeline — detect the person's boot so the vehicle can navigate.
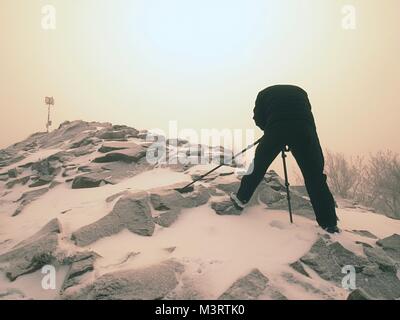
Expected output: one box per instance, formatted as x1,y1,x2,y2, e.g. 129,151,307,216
322,225,341,234
230,193,247,210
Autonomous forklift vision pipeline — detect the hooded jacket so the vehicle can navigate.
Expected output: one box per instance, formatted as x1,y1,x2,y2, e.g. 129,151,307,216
253,85,316,131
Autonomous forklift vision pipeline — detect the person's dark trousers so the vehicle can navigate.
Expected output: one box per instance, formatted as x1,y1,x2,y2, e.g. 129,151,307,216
237,119,338,228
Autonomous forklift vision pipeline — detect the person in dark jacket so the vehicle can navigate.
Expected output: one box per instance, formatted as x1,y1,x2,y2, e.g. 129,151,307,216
230,85,339,234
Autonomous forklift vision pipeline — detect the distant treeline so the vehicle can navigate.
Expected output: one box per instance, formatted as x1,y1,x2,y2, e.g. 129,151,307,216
323,150,400,220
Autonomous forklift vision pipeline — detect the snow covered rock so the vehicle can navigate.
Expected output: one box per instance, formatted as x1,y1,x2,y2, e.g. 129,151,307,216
264,170,287,192
28,175,54,188
71,192,154,246
98,141,133,153
377,234,400,262
299,238,369,283
211,200,243,216
93,146,146,164
298,237,400,299
0,219,61,281
219,269,286,300
150,189,192,211
281,272,333,300
363,246,398,273
61,251,100,291
96,126,139,141
347,288,374,300
211,176,240,194
71,174,108,189
180,185,211,208
6,176,31,189
13,187,49,216
67,260,183,300
153,209,181,228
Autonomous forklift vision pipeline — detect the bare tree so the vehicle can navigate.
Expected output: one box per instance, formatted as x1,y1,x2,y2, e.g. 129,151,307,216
366,151,400,219
324,150,364,199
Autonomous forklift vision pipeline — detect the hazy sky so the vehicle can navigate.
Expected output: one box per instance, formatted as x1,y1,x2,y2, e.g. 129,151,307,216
0,0,399,157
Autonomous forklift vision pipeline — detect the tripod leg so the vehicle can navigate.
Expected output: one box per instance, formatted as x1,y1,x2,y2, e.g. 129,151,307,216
282,149,293,223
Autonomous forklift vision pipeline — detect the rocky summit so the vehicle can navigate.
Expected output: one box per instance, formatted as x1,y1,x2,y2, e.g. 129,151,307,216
0,120,399,300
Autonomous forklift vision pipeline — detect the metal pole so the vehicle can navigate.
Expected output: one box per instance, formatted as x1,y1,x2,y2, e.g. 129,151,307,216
46,104,50,133
282,146,293,223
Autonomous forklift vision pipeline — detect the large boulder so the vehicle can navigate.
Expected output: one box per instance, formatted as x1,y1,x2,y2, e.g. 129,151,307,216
211,176,240,194
67,260,183,300
98,142,137,153
180,185,211,208
68,131,96,149
363,246,398,273
93,145,146,164
298,237,400,299
377,234,400,262
150,185,211,227
71,192,154,246
211,200,243,216
150,189,192,211
264,170,286,192
219,269,274,300
71,174,108,189
257,184,285,206
281,272,333,300
153,209,181,228
299,238,369,283
31,159,58,176
28,175,54,188
347,288,374,300
0,219,61,281
96,127,139,141
62,251,100,291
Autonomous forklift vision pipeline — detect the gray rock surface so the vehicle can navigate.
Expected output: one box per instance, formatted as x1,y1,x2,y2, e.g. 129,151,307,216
62,251,100,291
363,246,397,273
71,174,107,189
6,176,31,189
98,141,137,153
28,175,54,188
299,238,369,283
150,189,192,211
211,176,240,194
71,192,154,246
219,269,269,300
0,219,61,281
347,288,374,300
281,272,333,299
93,145,146,164
153,209,181,228
13,187,49,216
211,200,243,216
377,234,400,262
298,237,400,299
67,260,183,300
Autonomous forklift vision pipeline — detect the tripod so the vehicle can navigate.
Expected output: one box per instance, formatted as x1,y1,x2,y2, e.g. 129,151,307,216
281,146,293,223
176,139,294,224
